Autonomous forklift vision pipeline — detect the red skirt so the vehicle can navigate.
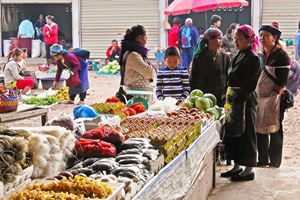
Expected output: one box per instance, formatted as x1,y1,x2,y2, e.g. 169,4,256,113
16,77,34,89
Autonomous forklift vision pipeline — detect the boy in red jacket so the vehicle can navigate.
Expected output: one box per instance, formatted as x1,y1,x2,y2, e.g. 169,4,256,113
43,15,58,66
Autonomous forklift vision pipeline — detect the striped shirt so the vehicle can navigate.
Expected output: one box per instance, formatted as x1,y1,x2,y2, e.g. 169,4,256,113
156,66,190,101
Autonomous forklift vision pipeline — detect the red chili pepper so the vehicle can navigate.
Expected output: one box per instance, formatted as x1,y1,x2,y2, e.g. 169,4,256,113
106,96,121,103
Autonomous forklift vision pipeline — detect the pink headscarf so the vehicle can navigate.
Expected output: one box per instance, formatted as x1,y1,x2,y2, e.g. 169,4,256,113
237,25,259,53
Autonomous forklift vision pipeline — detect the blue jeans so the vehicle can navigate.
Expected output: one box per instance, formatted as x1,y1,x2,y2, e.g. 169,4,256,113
181,47,194,69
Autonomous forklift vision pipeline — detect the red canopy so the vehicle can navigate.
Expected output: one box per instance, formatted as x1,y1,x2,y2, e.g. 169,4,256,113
164,0,249,16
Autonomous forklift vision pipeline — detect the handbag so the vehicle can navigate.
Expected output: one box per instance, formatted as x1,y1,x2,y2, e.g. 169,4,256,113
0,86,18,113
67,72,81,88
115,51,133,103
262,66,294,109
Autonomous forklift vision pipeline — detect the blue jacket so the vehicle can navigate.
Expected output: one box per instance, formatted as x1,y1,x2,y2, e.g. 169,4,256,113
178,25,199,49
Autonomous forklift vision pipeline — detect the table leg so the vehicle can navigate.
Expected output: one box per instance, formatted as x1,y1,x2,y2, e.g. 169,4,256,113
41,113,48,126
213,147,216,188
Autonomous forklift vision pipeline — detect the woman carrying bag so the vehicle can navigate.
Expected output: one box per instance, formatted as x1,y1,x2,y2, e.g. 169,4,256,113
50,44,89,105
222,25,261,181
117,25,156,103
256,22,291,168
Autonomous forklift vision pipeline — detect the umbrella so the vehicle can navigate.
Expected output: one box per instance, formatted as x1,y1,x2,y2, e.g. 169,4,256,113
164,0,249,16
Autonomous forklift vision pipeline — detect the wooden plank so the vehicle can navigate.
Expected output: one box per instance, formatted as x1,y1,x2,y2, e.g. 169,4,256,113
0,108,49,123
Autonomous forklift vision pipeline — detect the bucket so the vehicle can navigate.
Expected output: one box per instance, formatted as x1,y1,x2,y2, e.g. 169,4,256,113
3,40,11,57
40,77,66,90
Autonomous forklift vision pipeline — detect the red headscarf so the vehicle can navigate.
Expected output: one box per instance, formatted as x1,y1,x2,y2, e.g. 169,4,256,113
238,25,259,53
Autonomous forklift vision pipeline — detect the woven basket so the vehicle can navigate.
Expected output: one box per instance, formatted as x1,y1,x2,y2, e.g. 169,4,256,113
0,87,18,113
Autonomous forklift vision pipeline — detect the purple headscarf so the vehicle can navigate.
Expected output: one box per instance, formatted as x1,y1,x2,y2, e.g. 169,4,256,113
237,25,259,53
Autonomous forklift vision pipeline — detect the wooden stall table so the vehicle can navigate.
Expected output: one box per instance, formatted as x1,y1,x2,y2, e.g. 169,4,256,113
0,104,49,126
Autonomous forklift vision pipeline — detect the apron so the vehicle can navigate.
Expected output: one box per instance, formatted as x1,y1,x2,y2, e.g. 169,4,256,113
255,66,287,134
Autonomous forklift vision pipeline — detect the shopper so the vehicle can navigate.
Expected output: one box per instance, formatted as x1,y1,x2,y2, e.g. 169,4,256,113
168,17,182,48
221,25,261,181
119,25,156,101
222,23,239,58
43,15,59,66
179,18,199,69
211,15,222,29
190,28,230,106
106,39,121,62
4,48,34,95
295,20,300,61
18,17,35,38
34,14,46,41
50,44,89,105
256,22,291,168
156,46,190,104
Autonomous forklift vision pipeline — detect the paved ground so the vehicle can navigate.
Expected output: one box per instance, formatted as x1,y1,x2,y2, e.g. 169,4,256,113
208,95,300,200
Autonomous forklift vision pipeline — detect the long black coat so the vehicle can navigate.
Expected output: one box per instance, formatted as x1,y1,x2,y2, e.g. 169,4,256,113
190,50,230,106
224,47,261,167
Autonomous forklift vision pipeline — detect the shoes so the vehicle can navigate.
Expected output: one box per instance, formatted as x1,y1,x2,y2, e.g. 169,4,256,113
269,163,280,168
77,101,85,105
221,168,243,178
257,162,269,168
231,172,255,182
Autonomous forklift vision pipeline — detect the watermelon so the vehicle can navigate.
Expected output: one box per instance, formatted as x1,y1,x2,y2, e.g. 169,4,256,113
204,93,217,107
205,98,214,108
181,100,194,109
214,105,224,117
195,98,211,110
190,89,204,98
188,96,201,106
206,108,220,120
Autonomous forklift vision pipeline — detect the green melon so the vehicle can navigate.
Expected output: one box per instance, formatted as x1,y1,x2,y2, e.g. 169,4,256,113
206,107,220,120
188,96,201,106
181,101,194,109
195,98,211,110
204,93,217,107
190,89,204,98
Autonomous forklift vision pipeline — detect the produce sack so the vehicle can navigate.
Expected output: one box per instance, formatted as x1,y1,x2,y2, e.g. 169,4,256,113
40,42,46,58
74,139,116,158
73,105,99,119
31,40,41,58
82,125,125,147
224,87,246,137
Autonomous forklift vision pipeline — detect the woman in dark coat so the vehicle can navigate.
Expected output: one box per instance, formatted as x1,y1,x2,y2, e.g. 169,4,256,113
222,25,261,181
256,22,290,168
190,28,230,106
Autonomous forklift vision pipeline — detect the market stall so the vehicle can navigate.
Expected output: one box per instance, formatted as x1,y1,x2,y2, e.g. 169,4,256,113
0,89,224,200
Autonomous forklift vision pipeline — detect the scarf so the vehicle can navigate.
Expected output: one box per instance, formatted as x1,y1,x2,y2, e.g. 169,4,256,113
119,40,149,66
238,25,259,53
195,28,223,55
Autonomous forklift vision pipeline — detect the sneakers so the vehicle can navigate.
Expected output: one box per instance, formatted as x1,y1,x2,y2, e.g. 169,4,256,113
231,172,255,182
221,168,243,178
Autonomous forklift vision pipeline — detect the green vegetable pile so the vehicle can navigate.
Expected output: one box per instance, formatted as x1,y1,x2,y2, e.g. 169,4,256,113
23,96,58,106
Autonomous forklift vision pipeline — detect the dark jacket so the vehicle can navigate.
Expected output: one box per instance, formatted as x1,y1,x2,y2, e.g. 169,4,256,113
228,47,261,102
190,50,230,106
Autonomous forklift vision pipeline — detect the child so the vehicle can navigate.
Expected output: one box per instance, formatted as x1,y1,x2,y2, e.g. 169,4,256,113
18,48,28,70
156,46,190,104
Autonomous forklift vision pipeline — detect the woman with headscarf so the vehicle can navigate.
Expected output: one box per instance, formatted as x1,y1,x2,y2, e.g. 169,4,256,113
256,22,290,168
190,28,230,106
221,25,261,181
119,25,156,102
50,44,89,105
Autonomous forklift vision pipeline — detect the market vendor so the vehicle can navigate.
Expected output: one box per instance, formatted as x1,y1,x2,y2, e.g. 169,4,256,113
190,28,230,106
106,39,121,63
50,44,89,105
4,48,34,95
222,25,261,181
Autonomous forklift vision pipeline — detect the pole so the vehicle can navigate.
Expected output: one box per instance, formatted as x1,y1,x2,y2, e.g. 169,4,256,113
205,10,208,30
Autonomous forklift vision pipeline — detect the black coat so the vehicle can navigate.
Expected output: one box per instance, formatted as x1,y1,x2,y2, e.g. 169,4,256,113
190,50,230,106
224,47,261,167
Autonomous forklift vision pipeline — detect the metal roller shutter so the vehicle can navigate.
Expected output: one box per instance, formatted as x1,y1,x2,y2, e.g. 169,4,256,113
262,0,300,40
81,0,160,58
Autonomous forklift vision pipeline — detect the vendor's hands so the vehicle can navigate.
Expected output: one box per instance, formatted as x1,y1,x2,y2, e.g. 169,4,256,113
52,81,58,90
